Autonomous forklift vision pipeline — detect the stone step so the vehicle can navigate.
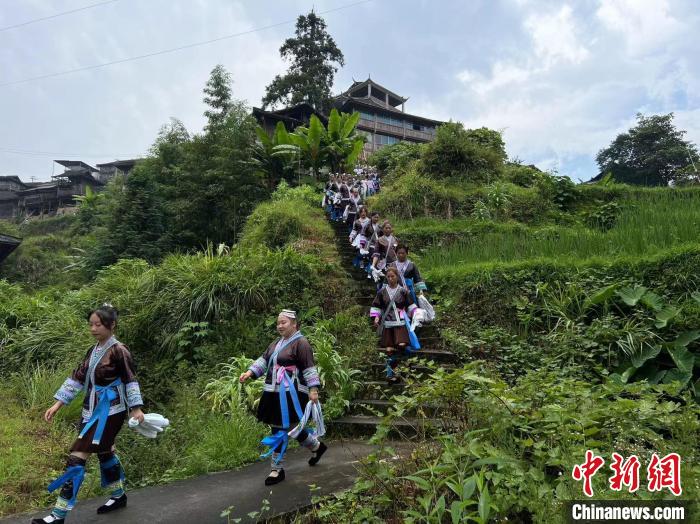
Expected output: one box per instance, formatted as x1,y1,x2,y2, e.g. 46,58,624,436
368,362,453,379
348,399,444,418
331,414,446,432
377,347,456,361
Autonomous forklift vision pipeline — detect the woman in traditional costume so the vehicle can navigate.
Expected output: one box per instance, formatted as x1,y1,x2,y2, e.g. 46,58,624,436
344,187,363,232
364,212,383,278
370,267,418,384
349,206,372,269
370,222,400,285
34,305,144,524
388,244,427,304
239,310,327,486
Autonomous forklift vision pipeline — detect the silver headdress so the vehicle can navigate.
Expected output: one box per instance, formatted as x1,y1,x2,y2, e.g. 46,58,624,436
280,309,297,319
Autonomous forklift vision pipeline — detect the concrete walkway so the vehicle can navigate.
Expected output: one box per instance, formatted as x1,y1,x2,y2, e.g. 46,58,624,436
1,440,373,524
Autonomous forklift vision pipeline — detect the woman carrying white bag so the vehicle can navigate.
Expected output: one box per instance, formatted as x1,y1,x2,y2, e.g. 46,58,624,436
239,309,327,486
389,244,436,328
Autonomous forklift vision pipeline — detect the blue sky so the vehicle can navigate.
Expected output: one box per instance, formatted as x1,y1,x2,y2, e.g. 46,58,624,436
1,0,698,182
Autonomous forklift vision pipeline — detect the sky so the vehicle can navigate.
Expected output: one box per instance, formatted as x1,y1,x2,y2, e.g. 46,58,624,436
0,0,698,182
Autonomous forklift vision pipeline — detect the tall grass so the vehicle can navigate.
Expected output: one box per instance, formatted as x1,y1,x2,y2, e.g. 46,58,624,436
418,190,700,269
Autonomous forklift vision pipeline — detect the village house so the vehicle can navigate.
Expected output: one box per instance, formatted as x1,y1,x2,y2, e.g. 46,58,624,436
0,158,140,219
253,78,443,158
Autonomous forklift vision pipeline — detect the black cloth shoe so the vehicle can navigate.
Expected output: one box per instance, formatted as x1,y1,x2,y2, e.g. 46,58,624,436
97,494,127,514
308,442,328,466
264,469,285,486
31,516,64,524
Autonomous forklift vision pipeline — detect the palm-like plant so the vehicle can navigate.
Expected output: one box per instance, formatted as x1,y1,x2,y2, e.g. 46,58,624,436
290,109,366,179
323,109,365,173
74,185,105,232
290,114,326,179
250,122,300,189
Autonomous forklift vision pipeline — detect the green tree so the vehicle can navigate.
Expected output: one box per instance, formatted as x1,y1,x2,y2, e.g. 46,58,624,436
596,113,699,186
323,109,365,173
168,102,264,248
89,162,170,269
89,79,265,266
262,11,344,111
290,114,326,178
250,122,300,190
289,110,365,178
74,185,105,234
203,64,233,131
369,141,424,174
421,122,505,183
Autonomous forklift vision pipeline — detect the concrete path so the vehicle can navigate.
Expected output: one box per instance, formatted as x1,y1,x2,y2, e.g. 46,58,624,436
1,440,373,524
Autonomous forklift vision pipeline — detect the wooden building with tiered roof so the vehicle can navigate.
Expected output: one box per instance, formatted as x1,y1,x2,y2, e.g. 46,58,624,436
253,78,443,158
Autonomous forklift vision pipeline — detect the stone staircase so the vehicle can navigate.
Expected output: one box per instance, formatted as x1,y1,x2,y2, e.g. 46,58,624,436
327,217,459,436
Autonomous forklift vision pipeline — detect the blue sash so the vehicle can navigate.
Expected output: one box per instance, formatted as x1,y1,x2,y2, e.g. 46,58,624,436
404,314,421,352
79,378,122,445
405,278,418,306
260,332,306,464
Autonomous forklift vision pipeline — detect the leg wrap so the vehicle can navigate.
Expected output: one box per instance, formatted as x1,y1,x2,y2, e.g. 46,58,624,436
298,431,319,451
98,452,125,489
270,452,284,471
269,427,286,470
386,354,398,377
48,455,86,513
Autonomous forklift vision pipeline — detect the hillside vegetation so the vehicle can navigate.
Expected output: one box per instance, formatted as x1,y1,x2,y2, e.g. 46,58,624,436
0,185,371,517
306,126,700,523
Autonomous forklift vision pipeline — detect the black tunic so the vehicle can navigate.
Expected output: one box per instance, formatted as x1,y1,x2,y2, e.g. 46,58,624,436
249,335,321,428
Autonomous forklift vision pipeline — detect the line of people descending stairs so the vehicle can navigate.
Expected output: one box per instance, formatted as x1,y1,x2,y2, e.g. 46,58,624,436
323,167,457,433
28,167,451,524
324,167,436,384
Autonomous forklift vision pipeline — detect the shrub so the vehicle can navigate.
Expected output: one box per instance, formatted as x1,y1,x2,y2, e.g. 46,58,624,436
420,123,505,183
368,141,424,176
240,195,334,251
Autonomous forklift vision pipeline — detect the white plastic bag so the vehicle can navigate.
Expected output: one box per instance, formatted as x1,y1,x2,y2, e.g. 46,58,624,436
418,295,436,322
411,308,427,331
128,413,170,439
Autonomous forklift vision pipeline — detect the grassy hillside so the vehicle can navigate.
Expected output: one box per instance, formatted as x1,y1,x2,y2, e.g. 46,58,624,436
0,185,371,517
308,141,700,522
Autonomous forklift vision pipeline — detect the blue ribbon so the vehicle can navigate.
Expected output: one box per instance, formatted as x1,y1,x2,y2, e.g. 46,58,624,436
405,278,418,306
48,465,85,506
404,314,421,352
260,368,304,464
79,378,122,445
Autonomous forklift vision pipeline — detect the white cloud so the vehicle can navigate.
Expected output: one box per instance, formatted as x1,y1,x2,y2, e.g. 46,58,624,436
525,5,590,66
596,0,682,56
447,0,699,180
0,0,288,180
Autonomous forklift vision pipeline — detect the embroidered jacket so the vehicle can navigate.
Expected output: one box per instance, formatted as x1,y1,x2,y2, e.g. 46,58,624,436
372,235,400,267
389,260,427,291
54,340,143,422
346,194,362,214
350,217,372,243
370,285,417,326
248,335,321,394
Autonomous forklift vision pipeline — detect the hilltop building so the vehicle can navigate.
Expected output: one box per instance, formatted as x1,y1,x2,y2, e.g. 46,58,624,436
253,78,443,158
0,158,141,219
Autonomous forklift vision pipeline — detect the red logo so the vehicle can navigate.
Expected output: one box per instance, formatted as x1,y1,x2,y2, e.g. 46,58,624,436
573,451,682,497
609,453,641,493
572,450,606,497
647,453,682,496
